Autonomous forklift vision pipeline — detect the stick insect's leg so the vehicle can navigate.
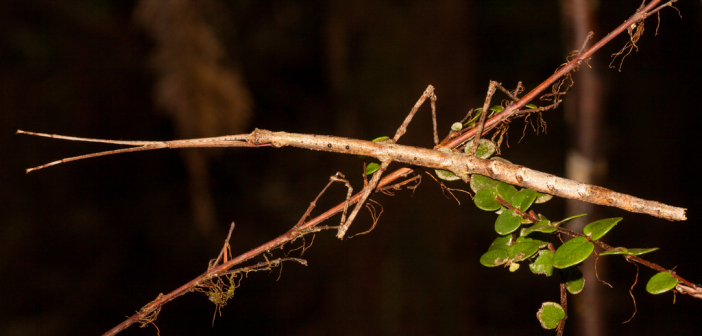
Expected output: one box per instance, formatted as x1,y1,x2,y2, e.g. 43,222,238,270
336,160,391,239
393,85,438,145
210,222,236,269
338,85,443,238
495,82,521,103
292,172,351,232
470,81,498,155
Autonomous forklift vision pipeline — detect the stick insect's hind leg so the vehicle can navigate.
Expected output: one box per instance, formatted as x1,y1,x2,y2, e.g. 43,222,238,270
393,85,439,145
336,160,391,239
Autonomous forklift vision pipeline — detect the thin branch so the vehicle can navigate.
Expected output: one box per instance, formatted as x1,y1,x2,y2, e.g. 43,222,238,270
496,197,697,290
444,0,665,149
470,81,498,155
22,127,686,222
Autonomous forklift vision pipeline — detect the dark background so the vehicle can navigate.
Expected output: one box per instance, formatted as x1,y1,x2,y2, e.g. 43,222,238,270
1,0,701,335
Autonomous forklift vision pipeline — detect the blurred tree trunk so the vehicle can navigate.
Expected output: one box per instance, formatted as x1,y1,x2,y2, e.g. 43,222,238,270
560,1,607,335
134,0,252,238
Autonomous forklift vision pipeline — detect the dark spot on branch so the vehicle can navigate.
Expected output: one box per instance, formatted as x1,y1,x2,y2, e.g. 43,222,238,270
327,143,332,148
345,145,350,150
414,157,417,160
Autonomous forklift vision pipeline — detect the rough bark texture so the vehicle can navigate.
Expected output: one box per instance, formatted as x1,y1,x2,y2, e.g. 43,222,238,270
249,129,686,221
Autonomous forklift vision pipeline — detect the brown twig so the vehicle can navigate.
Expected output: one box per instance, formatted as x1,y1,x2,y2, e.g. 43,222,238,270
20,1,694,334
470,81,498,155
444,0,665,149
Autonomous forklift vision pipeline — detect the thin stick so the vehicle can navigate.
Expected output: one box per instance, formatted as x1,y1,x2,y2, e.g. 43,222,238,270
211,223,236,268
495,82,520,102
471,81,498,155
336,160,390,239
393,85,437,143
577,31,595,58
445,0,665,149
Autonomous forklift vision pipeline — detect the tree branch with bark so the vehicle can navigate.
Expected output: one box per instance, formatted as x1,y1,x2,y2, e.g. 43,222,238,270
17,1,697,335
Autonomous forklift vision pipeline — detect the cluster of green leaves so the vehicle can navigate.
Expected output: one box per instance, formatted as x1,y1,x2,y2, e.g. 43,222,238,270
440,140,678,330
363,130,681,330
471,172,677,328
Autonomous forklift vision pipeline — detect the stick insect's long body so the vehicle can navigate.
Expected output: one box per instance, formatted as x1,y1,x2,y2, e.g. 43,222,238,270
18,128,686,222
250,129,686,222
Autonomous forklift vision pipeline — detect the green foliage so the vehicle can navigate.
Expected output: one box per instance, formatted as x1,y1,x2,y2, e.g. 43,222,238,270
522,220,557,235
646,272,678,294
496,182,518,202
511,189,539,211
536,302,565,330
553,237,594,269
480,249,510,267
480,235,513,267
365,162,381,175
468,177,682,329
435,169,461,181
508,240,539,262
495,209,522,234
564,267,584,294
474,188,500,211
464,139,497,159
529,250,555,276
600,247,659,256
470,174,500,192
553,213,587,226
583,217,622,240
516,232,549,249
361,136,391,174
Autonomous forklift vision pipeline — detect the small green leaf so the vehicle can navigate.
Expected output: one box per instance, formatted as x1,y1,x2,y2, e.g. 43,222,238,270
564,267,585,294
463,139,497,159
489,105,504,113
496,182,518,204
450,122,463,132
511,189,539,211
516,233,549,249
583,217,622,240
488,235,514,251
469,174,500,193
434,169,461,181
525,104,538,109
523,220,557,235
480,249,510,267
529,250,555,276
495,209,522,235
465,109,483,125
371,136,390,142
600,247,659,256
474,188,500,211
508,241,539,262
365,162,381,175
553,237,594,269
646,272,679,294
537,302,565,330
534,192,553,204
553,213,587,226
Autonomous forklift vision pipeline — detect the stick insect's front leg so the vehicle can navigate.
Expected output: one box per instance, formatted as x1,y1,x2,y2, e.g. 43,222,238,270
338,85,438,238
